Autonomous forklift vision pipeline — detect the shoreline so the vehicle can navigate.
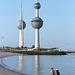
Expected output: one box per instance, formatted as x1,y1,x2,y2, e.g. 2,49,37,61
11,50,67,55
0,52,25,75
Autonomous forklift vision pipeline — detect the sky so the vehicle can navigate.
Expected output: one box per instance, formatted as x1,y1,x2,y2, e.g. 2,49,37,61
0,0,75,50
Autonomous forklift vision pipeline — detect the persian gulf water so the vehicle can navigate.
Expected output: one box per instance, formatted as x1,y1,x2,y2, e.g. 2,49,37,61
0,54,75,75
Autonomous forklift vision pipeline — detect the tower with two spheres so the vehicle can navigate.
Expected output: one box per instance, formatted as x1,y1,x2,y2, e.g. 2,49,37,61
31,0,43,49
17,0,43,49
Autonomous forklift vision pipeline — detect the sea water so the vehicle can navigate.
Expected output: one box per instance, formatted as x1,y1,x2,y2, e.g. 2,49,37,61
1,54,75,75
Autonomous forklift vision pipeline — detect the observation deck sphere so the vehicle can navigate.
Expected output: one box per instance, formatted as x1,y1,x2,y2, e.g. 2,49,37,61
31,17,43,29
17,20,26,30
34,3,41,9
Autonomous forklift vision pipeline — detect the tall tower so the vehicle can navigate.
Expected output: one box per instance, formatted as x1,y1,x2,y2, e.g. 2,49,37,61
17,0,26,48
31,0,43,49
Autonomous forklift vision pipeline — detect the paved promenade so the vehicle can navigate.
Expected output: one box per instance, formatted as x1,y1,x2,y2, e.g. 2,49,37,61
0,52,25,75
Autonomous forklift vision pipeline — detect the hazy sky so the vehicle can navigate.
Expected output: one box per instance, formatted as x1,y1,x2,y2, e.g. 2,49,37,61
0,0,75,50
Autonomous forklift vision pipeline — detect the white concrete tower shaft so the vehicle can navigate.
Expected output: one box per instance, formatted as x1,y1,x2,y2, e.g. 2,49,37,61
36,0,39,17
35,0,40,49
35,29,40,48
19,0,24,47
36,0,38,3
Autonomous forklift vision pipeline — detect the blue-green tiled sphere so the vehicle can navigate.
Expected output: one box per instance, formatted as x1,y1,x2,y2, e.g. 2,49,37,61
17,20,26,30
34,3,41,9
31,17,43,29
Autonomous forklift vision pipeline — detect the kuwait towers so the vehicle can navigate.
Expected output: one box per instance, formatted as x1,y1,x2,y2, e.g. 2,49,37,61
31,0,43,49
17,0,26,48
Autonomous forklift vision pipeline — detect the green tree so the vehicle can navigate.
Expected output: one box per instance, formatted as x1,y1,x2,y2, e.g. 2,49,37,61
31,45,35,48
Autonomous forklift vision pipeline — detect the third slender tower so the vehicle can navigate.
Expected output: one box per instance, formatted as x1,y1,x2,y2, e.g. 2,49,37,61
31,0,43,49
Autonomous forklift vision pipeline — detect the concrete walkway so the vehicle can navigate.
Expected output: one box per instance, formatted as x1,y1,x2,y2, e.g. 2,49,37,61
0,52,25,75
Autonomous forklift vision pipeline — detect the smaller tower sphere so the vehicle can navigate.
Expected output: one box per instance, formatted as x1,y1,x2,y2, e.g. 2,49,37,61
34,3,41,9
17,20,26,30
31,17,43,29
